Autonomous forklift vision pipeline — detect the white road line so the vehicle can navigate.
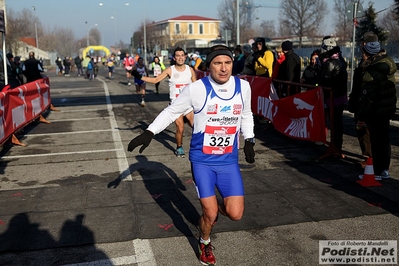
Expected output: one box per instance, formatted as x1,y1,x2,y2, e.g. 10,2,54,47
25,129,113,137
134,239,157,265
49,117,111,122
97,80,157,266
53,108,107,113
61,239,157,266
98,77,133,181
1,149,123,159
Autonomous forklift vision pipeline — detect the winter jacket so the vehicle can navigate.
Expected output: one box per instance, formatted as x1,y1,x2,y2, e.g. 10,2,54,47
301,64,322,86
319,46,348,106
277,50,301,83
357,50,397,122
253,49,274,77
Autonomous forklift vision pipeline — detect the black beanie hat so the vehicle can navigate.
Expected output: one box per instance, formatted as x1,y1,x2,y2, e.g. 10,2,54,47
206,45,233,66
281,41,292,51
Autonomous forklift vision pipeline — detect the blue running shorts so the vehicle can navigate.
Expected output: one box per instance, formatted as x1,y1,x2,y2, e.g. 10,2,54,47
191,163,244,199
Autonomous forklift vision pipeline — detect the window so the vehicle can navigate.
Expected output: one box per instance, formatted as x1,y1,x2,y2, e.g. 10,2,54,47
188,23,193,34
175,23,180,34
199,23,204,34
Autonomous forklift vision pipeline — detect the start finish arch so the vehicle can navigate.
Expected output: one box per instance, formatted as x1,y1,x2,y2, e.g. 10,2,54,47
82,46,111,58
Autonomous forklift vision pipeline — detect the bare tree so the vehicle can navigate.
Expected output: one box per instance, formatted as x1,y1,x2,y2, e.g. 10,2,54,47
88,28,101,46
333,0,365,43
279,0,327,47
378,7,399,45
52,27,78,57
5,8,42,54
217,0,256,44
258,20,277,38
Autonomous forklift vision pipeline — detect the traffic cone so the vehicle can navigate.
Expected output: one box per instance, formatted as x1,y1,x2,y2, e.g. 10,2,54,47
356,157,382,187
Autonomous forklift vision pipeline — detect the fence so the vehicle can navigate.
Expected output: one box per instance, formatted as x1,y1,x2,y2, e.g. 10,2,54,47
195,70,341,160
0,77,57,147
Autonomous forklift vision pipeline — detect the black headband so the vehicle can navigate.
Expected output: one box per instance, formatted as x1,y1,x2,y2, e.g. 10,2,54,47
206,48,233,66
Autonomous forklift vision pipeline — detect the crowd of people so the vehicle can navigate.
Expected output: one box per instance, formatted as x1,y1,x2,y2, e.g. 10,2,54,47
125,33,397,265
4,31,396,265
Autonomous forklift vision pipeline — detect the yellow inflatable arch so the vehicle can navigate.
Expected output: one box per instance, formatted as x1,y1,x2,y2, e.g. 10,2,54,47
82,46,111,58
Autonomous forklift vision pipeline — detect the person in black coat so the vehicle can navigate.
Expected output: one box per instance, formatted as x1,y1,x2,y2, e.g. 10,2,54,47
319,36,348,155
6,53,22,88
300,50,321,87
277,40,301,97
22,52,43,83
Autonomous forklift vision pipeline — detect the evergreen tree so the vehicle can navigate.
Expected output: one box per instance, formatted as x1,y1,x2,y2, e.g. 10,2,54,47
355,3,388,44
394,0,399,23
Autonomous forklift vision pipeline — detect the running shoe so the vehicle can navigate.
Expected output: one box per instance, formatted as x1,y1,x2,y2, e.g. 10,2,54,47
141,100,145,107
380,170,391,179
174,147,185,158
198,239,216,265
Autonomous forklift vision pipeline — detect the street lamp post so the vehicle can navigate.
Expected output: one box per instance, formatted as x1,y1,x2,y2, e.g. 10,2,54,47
143,3,147,66
99,2,130,49
32,6,39,51
86,22,98,47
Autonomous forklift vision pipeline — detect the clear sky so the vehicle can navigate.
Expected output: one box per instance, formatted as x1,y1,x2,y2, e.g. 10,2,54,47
4,0,395,49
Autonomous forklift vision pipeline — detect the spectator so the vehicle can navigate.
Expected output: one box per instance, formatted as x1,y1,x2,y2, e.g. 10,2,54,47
357,40,397,180
277,40,301,97
63,57,71,76
87,57,94,80
6,53,22,88
232,45,245,75
75,56,84,76
347,32,377,166
82,55,91,79
22,51,44,83
240,43,255,75
319,36,348,156
14,56,24,84
271,45,285,80
55,57,63,75
192,52,204,71
300,50,322,87
69,57,75,73
253,37,274,78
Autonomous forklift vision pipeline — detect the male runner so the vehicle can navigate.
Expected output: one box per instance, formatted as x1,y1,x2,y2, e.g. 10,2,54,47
122,52,135,85
128,45,255,265
132,47,196,157
132,57,149,107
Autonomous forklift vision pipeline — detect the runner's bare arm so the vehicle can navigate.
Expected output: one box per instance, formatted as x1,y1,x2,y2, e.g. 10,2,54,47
141,67,172,84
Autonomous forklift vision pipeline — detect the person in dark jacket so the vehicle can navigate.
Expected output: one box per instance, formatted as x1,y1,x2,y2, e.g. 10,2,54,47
356,41,397,180
55,57,63,75
319,36,348,156
277,40,301,97
6,53,22,88
22,51,43,83
63,57,71,76
347,32,377,166
300,49,321,87
75,56,84,76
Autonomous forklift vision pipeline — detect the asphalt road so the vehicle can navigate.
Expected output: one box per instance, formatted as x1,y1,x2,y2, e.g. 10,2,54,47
0,66,398,266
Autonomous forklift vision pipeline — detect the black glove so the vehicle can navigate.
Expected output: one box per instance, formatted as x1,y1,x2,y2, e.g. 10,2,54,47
127,130,154,153
131,69,142,80
244,140,255,164
253,52,261,62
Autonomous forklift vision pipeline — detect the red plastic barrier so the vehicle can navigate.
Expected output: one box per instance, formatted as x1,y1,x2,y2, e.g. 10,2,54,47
0,77,51,146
